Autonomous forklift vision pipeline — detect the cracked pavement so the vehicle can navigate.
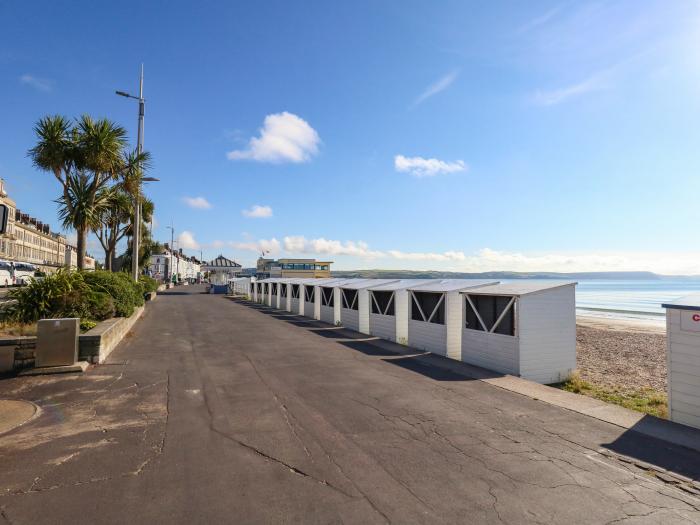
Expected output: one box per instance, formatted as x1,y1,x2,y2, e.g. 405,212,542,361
1,286,700,524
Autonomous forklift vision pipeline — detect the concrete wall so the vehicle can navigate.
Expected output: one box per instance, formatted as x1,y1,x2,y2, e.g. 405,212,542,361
0,305,145,370
80,306,145,364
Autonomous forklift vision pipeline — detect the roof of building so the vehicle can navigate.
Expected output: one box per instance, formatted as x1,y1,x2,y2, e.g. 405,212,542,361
203,255,241,269
662,294,700,312
459,281,577,297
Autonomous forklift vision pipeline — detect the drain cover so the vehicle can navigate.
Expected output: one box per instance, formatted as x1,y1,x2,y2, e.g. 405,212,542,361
0,400,38,435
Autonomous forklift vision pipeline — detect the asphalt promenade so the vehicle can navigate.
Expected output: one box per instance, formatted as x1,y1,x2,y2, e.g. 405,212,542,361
1,285,699,524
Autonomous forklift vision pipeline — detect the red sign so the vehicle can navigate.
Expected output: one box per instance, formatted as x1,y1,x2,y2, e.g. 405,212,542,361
693,314,700,322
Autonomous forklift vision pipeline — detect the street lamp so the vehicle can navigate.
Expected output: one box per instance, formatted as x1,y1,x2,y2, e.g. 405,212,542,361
166,224,174,283
116,65,146,282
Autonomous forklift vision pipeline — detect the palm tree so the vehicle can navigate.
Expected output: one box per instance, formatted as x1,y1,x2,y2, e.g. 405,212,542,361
29,115,150,270
94,188,132,271
56,173,112,250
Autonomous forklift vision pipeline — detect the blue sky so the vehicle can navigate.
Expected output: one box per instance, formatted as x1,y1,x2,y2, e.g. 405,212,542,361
2,1,700,273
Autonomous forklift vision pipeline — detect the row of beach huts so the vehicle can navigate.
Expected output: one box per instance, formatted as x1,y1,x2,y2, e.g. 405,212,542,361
230,277,577,385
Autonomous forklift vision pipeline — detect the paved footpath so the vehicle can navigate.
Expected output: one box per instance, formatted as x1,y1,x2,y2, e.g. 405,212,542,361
1,286,700,524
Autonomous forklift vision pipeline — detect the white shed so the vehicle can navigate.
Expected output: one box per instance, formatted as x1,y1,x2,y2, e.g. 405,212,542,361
662,295,700,430
460,281,577,384
407,279,498,356
317,278,357,324
338,279,398,333
366,279,438,344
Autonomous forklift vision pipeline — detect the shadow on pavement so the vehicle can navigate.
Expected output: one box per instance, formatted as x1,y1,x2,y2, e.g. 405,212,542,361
603,417,700,481
339,339,403,357
381,354,481,381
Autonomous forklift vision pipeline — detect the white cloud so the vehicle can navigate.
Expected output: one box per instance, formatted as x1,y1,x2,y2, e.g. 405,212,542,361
177,231,200,250
19,74,53,92
222,234,700,275
229,238,281,255
183,196,212,210
242,205,273,218
413,70,459,106
386,250,467,262
394,155,467,178
227,112,320,163
283,236,384,258
532,73,606,106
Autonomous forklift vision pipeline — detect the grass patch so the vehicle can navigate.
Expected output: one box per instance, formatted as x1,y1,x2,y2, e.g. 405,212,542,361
554,371,668,419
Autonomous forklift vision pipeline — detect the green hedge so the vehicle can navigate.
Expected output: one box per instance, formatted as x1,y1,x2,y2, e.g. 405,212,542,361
3,269,145,324
139,275,159,294
83,271,145,317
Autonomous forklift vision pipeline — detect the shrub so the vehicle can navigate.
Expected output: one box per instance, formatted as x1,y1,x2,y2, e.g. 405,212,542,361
80,319,97,332
84,291,115,320
83,270,144,317
4,270,89,324
139,275,159,294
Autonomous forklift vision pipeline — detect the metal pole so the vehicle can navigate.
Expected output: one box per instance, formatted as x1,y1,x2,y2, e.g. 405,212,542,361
169,224,174,283
131,64,145,281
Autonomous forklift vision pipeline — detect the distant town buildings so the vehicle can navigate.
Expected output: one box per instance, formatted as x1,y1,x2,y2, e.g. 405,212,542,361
0,179,95,272
256,257,332,279
148,245,203,282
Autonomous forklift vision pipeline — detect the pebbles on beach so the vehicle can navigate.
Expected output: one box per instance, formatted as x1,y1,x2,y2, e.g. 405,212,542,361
576,321,667,392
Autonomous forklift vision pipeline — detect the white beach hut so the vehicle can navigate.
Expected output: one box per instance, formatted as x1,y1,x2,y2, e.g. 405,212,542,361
460,281,577,384
407,279,498,356
316,278,356,324
366,279,439,343
337,279,397,332
662,295,700,429
286,278,310,314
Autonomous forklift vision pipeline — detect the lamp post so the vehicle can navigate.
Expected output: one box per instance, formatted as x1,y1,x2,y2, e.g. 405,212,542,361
116,65,146,282
166,224,174,283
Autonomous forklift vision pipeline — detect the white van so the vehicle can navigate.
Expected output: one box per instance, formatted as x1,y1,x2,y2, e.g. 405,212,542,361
0,261,12,287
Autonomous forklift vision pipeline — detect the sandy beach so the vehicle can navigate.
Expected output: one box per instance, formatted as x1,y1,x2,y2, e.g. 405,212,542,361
576,315,666,392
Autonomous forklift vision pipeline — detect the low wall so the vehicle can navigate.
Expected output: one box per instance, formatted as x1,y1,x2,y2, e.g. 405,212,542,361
80,305,145,363
0,305,145,371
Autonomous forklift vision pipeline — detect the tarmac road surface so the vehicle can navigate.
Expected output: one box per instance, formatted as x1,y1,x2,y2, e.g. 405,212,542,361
1,285,699,524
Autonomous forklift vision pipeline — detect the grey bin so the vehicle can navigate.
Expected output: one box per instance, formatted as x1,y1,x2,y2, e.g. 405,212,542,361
35,318,80,368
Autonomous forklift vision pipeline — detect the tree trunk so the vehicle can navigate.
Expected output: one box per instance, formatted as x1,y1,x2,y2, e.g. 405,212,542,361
77,226,87,271
103,247,114,271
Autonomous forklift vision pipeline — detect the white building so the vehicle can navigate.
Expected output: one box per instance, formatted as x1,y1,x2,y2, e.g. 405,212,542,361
148,249,201,282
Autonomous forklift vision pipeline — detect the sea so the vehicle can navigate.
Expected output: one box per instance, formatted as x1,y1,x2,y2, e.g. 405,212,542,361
573,280,700,325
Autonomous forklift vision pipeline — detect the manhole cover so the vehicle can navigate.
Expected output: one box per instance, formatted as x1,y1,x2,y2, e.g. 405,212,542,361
0,400,38,435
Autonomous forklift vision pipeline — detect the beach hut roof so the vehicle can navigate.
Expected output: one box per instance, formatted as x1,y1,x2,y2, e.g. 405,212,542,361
459,280,577,297
662,294,700,312
409,279,499,292
340,278,399,290
367,279,439,291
